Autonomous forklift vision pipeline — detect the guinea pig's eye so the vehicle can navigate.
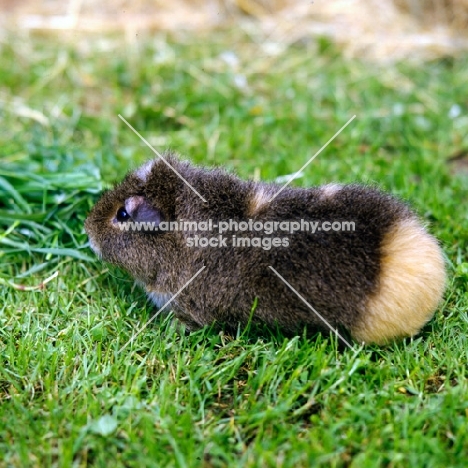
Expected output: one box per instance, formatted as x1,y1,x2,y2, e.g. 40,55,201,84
116,207,131,222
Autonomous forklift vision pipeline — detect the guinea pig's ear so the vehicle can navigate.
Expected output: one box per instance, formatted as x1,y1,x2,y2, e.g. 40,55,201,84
124,196,162,224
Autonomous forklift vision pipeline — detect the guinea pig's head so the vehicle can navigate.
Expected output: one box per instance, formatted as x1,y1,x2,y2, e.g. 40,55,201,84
84,159,180,283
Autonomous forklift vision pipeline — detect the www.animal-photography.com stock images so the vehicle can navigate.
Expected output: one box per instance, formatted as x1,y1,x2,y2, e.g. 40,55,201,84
1,1,467,467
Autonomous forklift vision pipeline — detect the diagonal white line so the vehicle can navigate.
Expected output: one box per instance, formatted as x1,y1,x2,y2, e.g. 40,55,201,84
118,114,208,203
268,266,355,350
268,115,356,203
118,266,206,353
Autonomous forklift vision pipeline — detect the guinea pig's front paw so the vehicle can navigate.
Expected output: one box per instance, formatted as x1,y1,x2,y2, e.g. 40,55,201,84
174,315,204,335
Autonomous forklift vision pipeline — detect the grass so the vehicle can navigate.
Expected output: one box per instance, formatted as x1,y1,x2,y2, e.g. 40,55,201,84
1,29,468,467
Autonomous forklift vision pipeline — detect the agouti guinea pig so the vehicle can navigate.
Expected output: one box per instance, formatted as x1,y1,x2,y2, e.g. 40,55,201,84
84,153,446,344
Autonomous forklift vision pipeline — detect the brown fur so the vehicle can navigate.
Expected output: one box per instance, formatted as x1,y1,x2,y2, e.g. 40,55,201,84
85,153,447,343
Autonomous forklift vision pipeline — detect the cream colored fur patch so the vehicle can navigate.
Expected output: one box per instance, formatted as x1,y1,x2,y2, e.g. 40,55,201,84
320,184,342,199
88,237,102,257
135,160,155,182
247,186,275,216
350,218,446,344
147,290,172,309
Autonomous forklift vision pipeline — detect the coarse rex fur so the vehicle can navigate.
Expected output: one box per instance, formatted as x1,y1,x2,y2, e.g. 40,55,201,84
85,153,446,344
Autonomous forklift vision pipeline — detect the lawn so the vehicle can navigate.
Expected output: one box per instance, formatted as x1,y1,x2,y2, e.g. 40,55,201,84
0,30,467,467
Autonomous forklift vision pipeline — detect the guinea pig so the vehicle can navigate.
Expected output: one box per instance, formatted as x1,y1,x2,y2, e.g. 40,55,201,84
84,153,446,344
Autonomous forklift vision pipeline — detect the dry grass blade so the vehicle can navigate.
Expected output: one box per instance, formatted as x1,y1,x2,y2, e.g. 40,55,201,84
0,1,467,59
